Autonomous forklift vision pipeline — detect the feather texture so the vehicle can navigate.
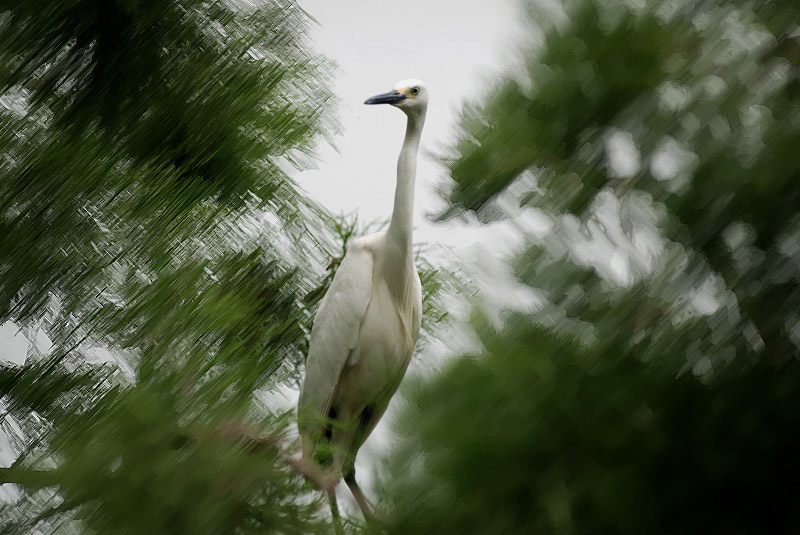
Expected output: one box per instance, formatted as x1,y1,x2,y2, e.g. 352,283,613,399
298,235,377,442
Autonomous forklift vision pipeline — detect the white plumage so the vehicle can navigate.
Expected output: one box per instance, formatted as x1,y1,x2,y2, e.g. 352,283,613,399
298,80,429,523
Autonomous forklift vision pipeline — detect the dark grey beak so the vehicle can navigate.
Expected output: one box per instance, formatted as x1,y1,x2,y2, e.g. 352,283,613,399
364,90,406,105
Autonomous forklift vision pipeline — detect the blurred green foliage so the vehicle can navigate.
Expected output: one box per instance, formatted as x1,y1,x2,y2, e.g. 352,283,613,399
445,0,800,361
387,316,800,533
4,0,798,532
0,0,344,532
384,0,800,533
0,0,333,325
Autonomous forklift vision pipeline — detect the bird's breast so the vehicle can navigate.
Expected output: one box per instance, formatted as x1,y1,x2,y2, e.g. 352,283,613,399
334,275,417,410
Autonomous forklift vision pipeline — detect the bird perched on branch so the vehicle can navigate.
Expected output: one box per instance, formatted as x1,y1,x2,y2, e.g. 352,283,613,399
297,79,428,524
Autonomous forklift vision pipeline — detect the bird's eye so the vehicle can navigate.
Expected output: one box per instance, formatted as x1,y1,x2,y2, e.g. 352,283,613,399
411,87,420,95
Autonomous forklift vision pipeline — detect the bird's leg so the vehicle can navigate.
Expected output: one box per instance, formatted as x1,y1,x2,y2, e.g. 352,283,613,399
344,470,378,523
339,405,388,525
327,488,344,535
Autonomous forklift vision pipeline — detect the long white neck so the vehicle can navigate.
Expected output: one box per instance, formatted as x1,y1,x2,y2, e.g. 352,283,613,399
387,111,424,251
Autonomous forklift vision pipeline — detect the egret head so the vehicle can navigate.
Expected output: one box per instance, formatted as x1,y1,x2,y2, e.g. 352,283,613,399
364,79,428,115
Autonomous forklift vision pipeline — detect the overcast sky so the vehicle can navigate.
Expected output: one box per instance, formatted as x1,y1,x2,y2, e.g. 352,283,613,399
295,0,524,246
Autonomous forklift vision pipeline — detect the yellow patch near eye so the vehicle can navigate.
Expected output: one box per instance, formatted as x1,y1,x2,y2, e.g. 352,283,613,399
398,87,414,98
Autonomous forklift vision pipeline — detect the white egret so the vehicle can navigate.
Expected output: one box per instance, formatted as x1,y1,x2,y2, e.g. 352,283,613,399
298,79,428,522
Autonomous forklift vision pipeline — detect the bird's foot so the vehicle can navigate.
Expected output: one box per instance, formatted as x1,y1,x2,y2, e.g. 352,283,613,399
292,457,340,491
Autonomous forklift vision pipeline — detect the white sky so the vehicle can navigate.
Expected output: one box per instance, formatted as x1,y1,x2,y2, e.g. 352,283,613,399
0,323,27,366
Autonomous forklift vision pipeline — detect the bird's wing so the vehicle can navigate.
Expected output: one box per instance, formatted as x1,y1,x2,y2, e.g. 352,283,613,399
298,236,376,440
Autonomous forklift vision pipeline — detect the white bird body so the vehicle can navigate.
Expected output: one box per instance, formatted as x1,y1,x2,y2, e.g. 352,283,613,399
309,232,421,439
297,80,428,521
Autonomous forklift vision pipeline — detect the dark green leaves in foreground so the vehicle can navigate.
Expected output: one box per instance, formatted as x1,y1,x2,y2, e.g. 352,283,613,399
0,1,340,532
0,0,333,324
387,316,800,534
382,0,800,533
